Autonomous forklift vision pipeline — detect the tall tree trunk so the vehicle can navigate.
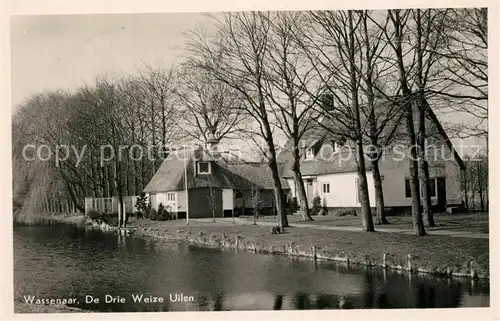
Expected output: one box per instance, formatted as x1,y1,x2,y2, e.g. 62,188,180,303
463,168,469,211
267,143,289,228
356,144,374,231
477,161,484,211
406,101,426,235
415,9,434,227
390,9,426,236
89,155,98,198
371,158,388,224
471,182,476,211
292,140,313,221
124,152,130,196
131,130,139,196
362,11,387,225
415,100,434,226
102,165,109,198
348,11,374,232
150,99,157,173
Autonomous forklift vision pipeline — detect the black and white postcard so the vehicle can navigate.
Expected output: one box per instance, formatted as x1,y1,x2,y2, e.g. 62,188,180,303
3,0,497,319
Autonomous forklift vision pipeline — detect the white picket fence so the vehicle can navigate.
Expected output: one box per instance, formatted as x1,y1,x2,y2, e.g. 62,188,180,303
84,196,139,215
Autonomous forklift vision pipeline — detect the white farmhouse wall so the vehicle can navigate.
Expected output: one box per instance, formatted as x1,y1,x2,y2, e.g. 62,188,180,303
286,179,296,199
377,149,412,207
445,155,463,205
148,193,157,209
378,144,463,207
176,191,187,212
316,171,375,207
222,189,234,210
155,192,168,209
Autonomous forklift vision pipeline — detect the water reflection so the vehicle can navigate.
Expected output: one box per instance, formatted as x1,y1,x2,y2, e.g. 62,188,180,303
13,222,489,312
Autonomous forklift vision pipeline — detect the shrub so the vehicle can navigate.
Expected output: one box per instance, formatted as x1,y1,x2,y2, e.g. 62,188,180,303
289,197,298,214
149,208,158,221
337,209,357,217
310,195,322,215
134,211,143,219
157,203,170,221
135,193,148,218
143,204,151,219
87,210,103,221
384,207,394,216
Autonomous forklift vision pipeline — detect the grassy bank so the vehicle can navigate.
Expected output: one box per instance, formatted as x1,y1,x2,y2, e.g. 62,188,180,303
21,213,489,280
130,219,489,280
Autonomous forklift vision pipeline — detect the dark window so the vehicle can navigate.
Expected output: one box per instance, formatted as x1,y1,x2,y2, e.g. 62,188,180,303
405,179,411,198
429,179,437,197
421,178,437,197
323,183,330,193
406,178,437,198
198,162,210,174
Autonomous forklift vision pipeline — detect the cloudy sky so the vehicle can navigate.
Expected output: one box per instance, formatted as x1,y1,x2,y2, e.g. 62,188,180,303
10,11,486,151
11,13,215,106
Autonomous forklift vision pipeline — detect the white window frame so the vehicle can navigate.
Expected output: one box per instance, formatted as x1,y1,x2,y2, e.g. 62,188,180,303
322,183,330,194
197,161,211,175
167,192,176,202
420,178,438,198
305,148,315,160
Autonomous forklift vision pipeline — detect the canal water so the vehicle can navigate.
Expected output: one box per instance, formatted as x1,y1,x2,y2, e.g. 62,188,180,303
13,222,490,312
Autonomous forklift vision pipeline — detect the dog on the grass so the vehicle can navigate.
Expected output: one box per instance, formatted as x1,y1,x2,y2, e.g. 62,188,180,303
271,226,285,234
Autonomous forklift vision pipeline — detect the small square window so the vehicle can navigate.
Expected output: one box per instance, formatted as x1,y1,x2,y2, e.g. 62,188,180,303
197,161,211,174
305,148,315,160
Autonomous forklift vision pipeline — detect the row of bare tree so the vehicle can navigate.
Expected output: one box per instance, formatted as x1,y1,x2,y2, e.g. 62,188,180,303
13,8,487,235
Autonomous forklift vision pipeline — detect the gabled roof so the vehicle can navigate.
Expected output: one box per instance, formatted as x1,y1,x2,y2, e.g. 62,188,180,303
143,147,289,193
277,98,466,177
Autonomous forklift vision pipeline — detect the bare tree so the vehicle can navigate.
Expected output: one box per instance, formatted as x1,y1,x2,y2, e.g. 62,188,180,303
463,153,488,212
207,176,217,222
384,9,426,235
302,10,375,231
434,8,488,139
137,62,179,171
264,11,319,222
411,9,450,227
175,64,245,143
356,10,402,225
185,12,289,228
251,185,261,225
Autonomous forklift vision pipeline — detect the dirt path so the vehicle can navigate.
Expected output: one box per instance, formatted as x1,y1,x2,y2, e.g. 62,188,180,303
202,217,489,239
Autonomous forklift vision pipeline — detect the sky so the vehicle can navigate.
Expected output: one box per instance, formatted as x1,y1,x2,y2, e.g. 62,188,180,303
11,13,216,106
10,12,486,152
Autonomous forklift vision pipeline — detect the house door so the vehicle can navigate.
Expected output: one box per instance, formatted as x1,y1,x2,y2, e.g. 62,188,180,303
306,181,314,207
436,177,447,212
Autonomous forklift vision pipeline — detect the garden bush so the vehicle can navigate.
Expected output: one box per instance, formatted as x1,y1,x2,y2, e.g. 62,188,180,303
143,204,151,219
87,210,103,221
157,203,171,221
337,208,357,217
135,193,148,218
289,197,298,214
310,195,322,215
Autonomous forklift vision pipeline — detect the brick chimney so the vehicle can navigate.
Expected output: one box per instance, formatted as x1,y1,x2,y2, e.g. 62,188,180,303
206,134,221,158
